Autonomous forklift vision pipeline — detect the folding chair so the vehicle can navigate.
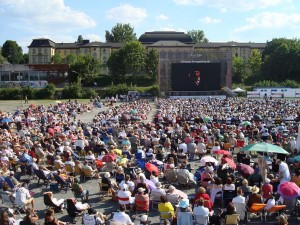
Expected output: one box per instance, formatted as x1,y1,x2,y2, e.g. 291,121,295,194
159,211,173,225
33,169,49,188
66,198,83,224
0,192,23,217
166,194,179,206
225,214,239,225
53,173,69,193
151,190,164,209
65,164,74,174
82,168,97,181
247,203,266,223
264,205,286,223
43,193,64,212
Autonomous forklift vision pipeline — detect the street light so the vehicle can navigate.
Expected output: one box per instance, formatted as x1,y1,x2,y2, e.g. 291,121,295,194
72,70,81,87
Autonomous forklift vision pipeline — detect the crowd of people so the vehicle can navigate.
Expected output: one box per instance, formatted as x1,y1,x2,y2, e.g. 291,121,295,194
0,97,299,225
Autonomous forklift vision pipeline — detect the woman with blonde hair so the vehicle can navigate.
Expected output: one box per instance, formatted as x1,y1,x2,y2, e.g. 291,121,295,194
194,187,213,211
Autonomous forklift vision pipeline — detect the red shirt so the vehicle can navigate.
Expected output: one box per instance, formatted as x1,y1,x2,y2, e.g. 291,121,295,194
194,193,213,211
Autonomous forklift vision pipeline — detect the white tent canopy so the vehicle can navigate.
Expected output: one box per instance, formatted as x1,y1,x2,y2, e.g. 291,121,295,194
232,87,246,92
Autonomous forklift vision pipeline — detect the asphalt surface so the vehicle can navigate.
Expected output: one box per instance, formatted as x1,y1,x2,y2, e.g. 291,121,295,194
0,99,299,225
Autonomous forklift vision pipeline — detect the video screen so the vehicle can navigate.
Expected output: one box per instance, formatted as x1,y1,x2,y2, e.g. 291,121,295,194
171,63,221,91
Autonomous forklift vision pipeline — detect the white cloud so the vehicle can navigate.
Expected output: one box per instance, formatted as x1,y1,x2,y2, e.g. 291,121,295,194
199,16,221,24
235,12,300,32
106,4,147,26
85,34,103,42
156,14,169,21
173,0,289,11
0,0,96,33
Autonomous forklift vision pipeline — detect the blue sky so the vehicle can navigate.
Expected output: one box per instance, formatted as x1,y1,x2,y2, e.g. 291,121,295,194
0,0,300,52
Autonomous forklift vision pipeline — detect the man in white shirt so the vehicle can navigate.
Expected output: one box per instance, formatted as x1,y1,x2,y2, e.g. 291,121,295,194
112,204,133,225
232,188,246,203
193,198,209,219
277,159,291,183
178,141,188,154
15,183,35,209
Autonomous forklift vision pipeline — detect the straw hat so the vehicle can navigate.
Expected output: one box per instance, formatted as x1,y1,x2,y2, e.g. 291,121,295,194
250,186,260,194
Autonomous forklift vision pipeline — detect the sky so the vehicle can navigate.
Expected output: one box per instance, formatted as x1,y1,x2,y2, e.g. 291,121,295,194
0,0,300,52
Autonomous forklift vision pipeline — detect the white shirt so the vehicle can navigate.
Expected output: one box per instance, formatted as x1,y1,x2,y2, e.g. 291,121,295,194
15,187,31,207
224,184,235,190
112,211,133,225
178,143,187,154
117,190,132,205
279,161,291,183
197,142,206,154
232,195,245,204
193,205,209,216
83,213,103,225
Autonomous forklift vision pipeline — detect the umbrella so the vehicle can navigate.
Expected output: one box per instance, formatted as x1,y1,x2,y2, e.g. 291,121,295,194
28,117,36,122
145,179,156,191
55,100,62,104
237,163,254,178
232,87,246,93
242,121,251,126
200,156,219,167
223,157,236,169
241,142,289,154
278,182,300,199
102,155,114,163
203,117,212,122
294,155,300,163
145,163,159,176
1,118,12,123
29,104,35,108
213,150,230,155
108,153,117,160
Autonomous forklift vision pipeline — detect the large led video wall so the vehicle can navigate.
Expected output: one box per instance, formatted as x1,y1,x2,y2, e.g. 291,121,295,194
171,63,222,91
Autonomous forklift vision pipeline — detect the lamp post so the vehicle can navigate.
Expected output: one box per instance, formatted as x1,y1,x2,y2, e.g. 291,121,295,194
72,70,81,87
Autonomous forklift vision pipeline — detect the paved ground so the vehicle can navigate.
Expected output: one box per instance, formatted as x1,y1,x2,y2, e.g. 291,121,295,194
1,99,299,225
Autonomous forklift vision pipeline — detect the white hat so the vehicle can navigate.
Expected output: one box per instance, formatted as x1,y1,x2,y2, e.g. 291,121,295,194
120,183,128,191
65,142,70,146
265,178,270,184
170,164,175,169
148,148,153,153
140,215,148,222
138,187,145,193
156,182,162,188
104,172,111,178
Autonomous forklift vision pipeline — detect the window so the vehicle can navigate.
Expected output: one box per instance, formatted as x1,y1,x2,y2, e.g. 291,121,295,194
32,56,36,63
38,48,42,54
44,49,48,54
84,49,88,54
32,49,36,54
38,56,42,63
102,56,107,63
44,56,48,63
102,49,106,54
93,53,97,58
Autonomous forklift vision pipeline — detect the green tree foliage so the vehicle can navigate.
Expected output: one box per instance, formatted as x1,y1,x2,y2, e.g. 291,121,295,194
22,53,29,64
105,23,137,43
0,48,6,64
248,49,262,77
145,49,159,81
65,53,78,65
253,80,300,88
107,41,147,82
77,35,83,43
51,54,63,64
1,40,23,64
232,56,246,83
123,41,146,74
262,38,300,82
187,30,209,43
69,54,102,84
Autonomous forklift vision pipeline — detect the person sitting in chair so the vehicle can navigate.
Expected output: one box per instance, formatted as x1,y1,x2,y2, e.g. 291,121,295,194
15,182,35,210
71,178,89,202
44,192,65,211
82,208,111,225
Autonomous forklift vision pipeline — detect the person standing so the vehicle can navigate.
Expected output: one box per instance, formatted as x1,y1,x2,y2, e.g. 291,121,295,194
112,204,133,225
277,159,291,183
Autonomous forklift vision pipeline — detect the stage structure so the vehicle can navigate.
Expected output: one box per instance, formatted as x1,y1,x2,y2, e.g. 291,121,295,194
158,50,232,96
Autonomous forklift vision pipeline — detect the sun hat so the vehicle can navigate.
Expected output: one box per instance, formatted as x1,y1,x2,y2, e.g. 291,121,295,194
156,182,162,188
120,183,128,191
140,215,148,222
138,187,145,193
178,198,189,208
250,186,260,194
104,172,111,178
265,178,270,184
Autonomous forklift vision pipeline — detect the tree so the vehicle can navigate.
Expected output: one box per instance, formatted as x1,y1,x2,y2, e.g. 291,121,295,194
145,49,159,81
77,35,83,43
22,53,29,64
187,30,209,43
0,48,6,64
232,56,246,83
65,53,78,65
105,23,137,43
107,41,147,83
51,54,63,64
244,49,263,84
262,38,300,82
69,54,102,85
1,40,23,64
